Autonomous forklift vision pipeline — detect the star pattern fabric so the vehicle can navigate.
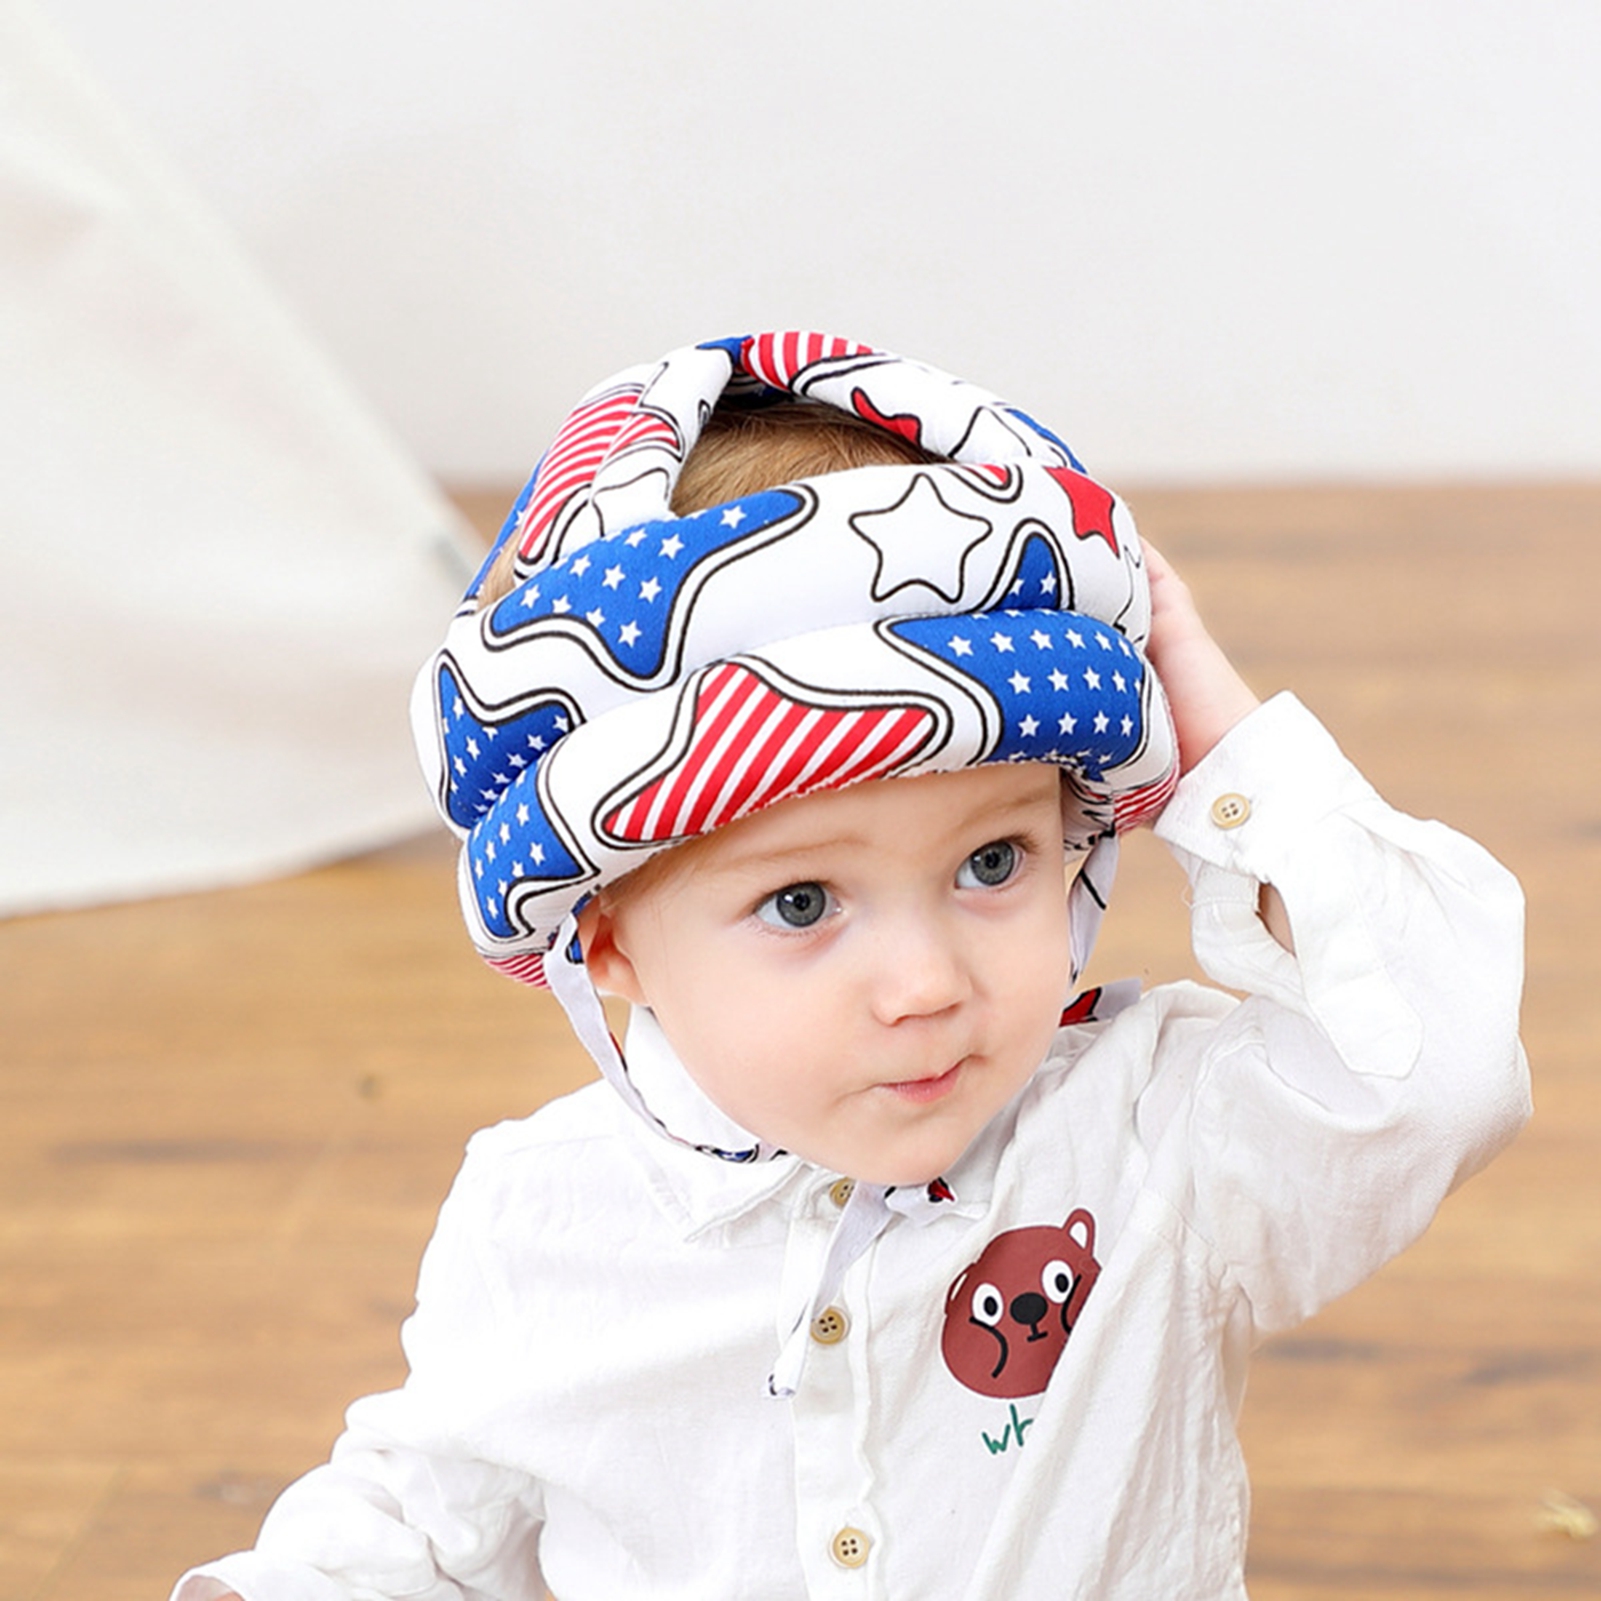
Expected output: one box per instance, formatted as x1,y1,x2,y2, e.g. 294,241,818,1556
486,488,803,682
435,660,575,832
888,611,1151,780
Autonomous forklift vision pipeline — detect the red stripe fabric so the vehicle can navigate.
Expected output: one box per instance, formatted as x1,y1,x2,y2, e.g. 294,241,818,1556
1113,763,1180,831
746,331,873,391
516,388,645,559
604,667,935,843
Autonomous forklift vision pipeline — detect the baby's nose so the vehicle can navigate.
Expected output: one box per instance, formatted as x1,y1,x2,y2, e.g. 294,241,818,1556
870,913,972,1022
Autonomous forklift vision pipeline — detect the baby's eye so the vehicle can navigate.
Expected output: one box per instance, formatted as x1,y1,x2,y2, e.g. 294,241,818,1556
754,881,835,930
957,840,1018,889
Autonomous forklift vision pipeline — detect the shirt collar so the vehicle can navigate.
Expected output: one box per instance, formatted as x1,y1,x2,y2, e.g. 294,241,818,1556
612,1007,805,1237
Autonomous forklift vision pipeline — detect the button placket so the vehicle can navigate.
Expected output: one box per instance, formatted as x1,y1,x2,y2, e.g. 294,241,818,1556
789,1203,880,1595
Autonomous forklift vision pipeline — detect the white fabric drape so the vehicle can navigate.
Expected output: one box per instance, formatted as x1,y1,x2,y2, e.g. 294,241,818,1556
0,0,477,915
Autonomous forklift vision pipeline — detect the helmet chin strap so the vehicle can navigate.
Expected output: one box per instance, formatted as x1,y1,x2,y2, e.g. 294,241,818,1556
544,911,779,1165
1068,834,1119,987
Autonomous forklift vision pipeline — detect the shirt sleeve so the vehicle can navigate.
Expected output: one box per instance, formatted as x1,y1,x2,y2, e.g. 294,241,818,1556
170,1141,547,1601
1148,692,1531,1336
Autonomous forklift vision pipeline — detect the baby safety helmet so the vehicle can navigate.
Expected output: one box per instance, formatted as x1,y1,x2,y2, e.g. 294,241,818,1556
412,331,1177,995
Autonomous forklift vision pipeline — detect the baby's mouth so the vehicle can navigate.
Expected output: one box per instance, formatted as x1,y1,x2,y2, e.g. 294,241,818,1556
881,1061,964,1103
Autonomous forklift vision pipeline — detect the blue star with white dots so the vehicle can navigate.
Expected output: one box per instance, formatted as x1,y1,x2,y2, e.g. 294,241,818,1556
996,532,1069,610
468,777,590,939
437,661,575,829
485,487,805,682
888,610,1146,779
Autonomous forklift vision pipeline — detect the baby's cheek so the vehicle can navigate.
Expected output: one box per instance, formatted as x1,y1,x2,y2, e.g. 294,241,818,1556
1023,906,1074,988
1023,947,1076,1052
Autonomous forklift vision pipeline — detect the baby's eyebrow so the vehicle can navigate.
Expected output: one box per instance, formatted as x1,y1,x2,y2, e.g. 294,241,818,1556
706,835,869,880
707,799,1054,882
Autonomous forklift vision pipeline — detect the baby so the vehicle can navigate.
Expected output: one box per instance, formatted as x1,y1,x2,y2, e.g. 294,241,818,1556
176,332,1529,1599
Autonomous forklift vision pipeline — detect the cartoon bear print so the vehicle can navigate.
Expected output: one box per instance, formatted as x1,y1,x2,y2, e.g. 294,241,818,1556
941,1209,1101,1399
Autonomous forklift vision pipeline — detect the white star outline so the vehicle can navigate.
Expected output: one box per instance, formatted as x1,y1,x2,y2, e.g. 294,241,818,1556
848,473,995,604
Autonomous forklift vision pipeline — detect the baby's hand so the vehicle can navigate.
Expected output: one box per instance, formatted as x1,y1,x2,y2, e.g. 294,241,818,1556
1143,542,1295,950
1142,541,1260,774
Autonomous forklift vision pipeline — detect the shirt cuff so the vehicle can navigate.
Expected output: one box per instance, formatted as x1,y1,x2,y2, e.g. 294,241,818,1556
1154,691,1376,881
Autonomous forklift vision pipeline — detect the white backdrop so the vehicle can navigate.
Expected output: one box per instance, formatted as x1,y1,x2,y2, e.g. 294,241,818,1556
34,0,1601,485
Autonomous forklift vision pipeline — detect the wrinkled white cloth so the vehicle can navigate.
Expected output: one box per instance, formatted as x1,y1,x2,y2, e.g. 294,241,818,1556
0,0,476,914
174,696,1530,1600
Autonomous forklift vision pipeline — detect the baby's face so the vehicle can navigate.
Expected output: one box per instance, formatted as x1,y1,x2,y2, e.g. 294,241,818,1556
582,765,1074,1185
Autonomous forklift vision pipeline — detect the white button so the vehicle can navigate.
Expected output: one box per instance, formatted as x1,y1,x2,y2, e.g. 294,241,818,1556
830,1526,872,1568
810,1306,850,1345
1210,792,1251,830
828,1177,856,1208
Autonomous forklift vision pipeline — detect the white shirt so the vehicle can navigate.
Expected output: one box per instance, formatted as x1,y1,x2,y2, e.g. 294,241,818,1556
175,695,1530,1601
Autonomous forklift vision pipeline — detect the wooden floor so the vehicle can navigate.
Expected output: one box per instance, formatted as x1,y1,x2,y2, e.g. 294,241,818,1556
3,483,1598,1600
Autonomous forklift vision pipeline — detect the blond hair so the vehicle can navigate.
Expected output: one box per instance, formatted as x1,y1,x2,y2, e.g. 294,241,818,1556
476,402,935,609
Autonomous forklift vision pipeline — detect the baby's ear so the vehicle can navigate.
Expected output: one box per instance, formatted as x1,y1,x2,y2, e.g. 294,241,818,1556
575,895,647,1003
